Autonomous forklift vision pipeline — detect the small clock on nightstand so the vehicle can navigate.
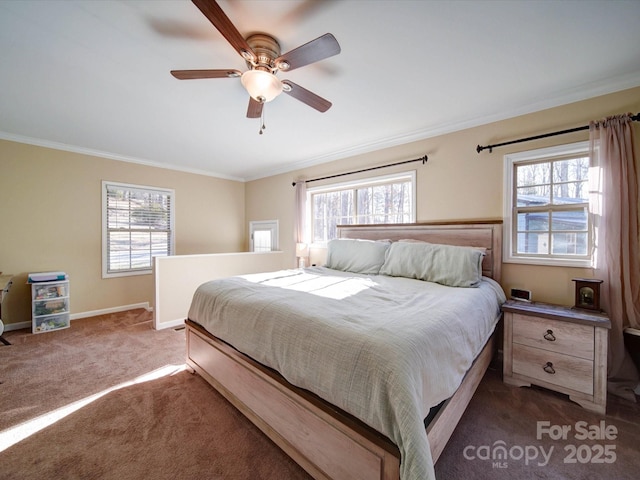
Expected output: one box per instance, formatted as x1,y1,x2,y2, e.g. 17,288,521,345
572,278,603,312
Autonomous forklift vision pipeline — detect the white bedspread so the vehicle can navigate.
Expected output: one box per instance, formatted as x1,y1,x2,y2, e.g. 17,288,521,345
188,267,505,480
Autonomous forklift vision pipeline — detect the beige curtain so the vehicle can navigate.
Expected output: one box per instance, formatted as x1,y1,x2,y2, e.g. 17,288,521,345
589,113,640,401
294,180,307,243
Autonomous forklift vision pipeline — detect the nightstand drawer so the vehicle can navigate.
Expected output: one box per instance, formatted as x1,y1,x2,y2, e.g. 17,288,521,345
512,344,594,395
513,313,594,360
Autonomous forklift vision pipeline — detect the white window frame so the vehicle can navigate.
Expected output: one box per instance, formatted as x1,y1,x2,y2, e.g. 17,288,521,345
249,220,279,252
306,170,417,246
102,181,175,278
503,141,592,267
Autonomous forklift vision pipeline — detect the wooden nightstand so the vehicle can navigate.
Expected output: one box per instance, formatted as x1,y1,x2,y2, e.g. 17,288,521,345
502,300,611,414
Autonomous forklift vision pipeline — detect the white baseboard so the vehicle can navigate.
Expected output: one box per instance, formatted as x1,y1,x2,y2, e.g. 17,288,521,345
3,321,30,332
154,318,186,331
2,303,152,332
69,302,151,320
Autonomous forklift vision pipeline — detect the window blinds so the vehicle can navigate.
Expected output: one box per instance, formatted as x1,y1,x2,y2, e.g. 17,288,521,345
104,182,174,274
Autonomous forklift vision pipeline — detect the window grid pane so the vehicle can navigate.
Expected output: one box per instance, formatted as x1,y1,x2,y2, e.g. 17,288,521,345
253,230,272,253
312,190,354,243
512,152,590,260
311,176,413,243
105,183,173,275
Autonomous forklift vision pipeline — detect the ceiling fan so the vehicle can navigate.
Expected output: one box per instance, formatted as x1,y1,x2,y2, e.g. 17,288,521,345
171,0,341,133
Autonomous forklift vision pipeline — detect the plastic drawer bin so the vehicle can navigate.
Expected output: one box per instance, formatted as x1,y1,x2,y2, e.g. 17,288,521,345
33,283,68,300
33,298,69,316
33,313,70,333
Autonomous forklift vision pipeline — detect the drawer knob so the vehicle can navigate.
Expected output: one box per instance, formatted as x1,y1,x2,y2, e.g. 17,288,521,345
543,362,556,374
543,329,556,342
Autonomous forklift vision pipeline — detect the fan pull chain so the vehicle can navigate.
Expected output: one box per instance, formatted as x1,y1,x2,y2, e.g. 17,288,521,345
259,105,266,135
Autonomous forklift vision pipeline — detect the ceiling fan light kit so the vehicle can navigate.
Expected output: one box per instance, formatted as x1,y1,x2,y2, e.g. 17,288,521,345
171,0,341,133
240,33,283,104
241,70,282,103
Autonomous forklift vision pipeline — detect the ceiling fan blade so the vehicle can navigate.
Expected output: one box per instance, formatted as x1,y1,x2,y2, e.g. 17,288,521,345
192,0,256,62
275,33,340,72
171,69,241,80
247,97,263,118
281,80,332,112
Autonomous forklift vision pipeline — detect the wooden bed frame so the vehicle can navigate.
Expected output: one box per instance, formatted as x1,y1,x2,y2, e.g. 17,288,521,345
185,220,503,480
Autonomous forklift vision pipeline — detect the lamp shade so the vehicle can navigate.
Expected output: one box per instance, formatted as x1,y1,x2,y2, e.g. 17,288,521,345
295,243,309,258
241,70,283,103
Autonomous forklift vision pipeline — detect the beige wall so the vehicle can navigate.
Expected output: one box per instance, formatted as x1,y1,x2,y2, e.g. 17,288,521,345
2,87,638,326
245,86,640,306
0,140,245,325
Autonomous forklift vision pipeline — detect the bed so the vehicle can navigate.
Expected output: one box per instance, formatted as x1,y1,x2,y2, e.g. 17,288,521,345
185,221,504,480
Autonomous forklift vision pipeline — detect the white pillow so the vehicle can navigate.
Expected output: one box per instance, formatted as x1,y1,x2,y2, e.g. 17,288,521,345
325,239,390,275
379,241,484,287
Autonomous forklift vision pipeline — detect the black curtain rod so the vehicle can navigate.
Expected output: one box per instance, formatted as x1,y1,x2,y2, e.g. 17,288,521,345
476,112,640,154
291,155,428,187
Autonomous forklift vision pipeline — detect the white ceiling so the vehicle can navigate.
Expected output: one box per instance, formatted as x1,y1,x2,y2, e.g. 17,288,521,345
1,0,639,181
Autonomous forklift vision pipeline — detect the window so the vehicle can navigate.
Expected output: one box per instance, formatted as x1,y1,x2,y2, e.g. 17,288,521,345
250,220,279,252
308,171,416,244
504,142,592,267
102,181,174,278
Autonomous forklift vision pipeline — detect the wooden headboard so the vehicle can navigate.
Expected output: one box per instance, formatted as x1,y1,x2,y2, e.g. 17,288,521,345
337,220,503,282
